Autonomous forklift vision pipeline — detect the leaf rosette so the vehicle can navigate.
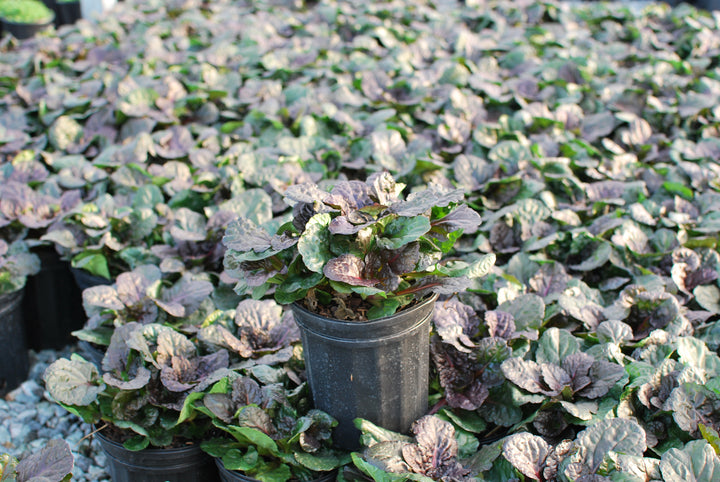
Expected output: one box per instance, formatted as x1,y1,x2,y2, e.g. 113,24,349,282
223,172,491,320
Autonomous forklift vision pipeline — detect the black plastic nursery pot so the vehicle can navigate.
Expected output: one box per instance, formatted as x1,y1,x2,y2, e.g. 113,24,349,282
1,17,54,40
70,266,113,291
96,431,219,482
22,247,85,350
215,459,336,482
291,294,437,450
0,289,29,396
56,0,81,25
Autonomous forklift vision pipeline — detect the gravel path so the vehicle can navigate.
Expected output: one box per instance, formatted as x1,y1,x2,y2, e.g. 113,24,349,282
1,346,110,481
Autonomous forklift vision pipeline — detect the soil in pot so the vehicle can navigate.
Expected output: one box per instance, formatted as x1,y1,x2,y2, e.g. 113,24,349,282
291,294,437,450
22,247,85,350
0,289,29,396
95,429,220,482
215,458,336,482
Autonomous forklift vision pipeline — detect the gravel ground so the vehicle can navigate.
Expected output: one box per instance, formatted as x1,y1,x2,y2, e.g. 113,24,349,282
1,346,110,481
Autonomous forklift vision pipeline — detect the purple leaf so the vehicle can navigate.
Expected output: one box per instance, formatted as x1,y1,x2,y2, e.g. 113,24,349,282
222,218,273,253
323,254,379,287
433,299,479,352
390,184,465,217
503,433,550,481
485,310,516,339
323,180,374,215
402,416,469,480
434,205,482,233
16,439,74,482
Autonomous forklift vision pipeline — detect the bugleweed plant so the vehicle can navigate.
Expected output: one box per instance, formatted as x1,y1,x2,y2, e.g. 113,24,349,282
44,322,230,450
223,172,494,320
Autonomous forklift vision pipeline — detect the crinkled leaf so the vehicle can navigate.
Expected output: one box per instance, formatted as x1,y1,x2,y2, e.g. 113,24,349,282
536,327,580,365
402,416,469,480
377,216,431,250
222,218,273,253
390,185,465,217
432,299,478,352
15,440,73,482
660,440,720,481
695,285,720,314
502,433,549,481
498,294,544,336
574,418,646,473
297,213,333,273
43,356,105,406
323,254,378,287
153,276,213,317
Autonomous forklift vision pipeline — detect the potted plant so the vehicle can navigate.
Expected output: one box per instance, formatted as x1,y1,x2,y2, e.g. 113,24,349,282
189,372,350,482
222,172,495,449
73,263,214,365
43,322,231,481
0,179,85,349
350,416,472,481
0,0,54,39
0,238,40,396
42,186,166,285
0,439,74,481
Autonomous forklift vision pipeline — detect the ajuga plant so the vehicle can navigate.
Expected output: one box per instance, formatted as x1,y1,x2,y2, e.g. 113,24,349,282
223,172,495,320
188,372,349,481
44,322,230,450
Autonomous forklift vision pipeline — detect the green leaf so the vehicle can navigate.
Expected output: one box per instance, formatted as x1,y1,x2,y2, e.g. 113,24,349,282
42,356,104,406
536,327,580,365
275,272,324,304
573,418,646,474
122,436,150,451
223,425,279,456
252,461,293,482
498,294,545,333
699,424,720,455
663,181,693,200
294,452,342,471
355,419,412,447
368,299,401,320
695,285,720,314
377,216,431,250
437,408,487,433
569,242,612,272
71,252,111,280
49,116,83,151
220,189,274,226
222,447,260,472
660,440,720,481
351,453,408,482
297,213,333,273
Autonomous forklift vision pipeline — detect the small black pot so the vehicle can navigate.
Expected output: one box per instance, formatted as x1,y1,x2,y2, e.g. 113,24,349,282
96,430,219,482
291,294,437,450
1,17,53,40
22,247,85,350
56,0,81,25
0,289,29,396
